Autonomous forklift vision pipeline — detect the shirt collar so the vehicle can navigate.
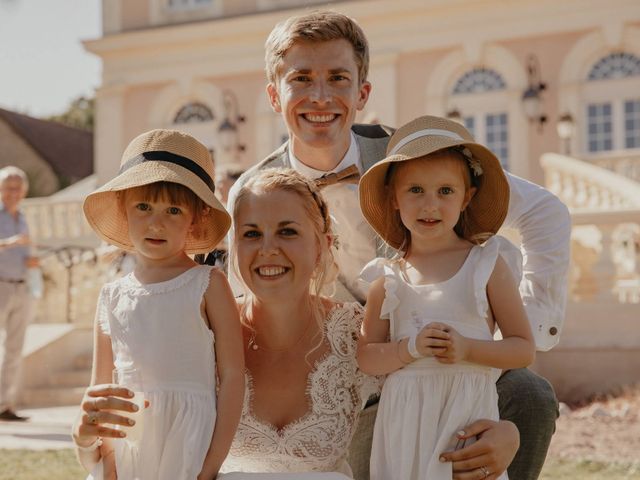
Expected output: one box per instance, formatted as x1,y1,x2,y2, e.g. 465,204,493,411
288,132,361,180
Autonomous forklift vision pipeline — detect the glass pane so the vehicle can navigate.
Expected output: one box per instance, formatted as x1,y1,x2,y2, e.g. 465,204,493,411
485,113,508,169
464,117,475,138
586,102,613,152
624,99,640,149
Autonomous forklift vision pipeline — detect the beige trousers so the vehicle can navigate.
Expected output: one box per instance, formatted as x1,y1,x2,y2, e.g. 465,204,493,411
0,281,33,410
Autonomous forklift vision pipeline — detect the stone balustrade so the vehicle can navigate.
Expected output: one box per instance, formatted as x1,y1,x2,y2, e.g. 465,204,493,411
21,196,100,249
540,153,640,211
569,209,640,305
589,152,640,184
535,153,640,401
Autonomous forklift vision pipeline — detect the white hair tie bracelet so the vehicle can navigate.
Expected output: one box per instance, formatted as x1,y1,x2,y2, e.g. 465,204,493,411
407,334,423,360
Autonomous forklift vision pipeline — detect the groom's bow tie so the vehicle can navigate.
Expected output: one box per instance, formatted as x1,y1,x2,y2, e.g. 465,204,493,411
314,165,360,189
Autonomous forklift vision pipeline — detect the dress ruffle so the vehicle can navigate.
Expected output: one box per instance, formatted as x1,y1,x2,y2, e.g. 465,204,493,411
359,258,400,319
473,236,523,318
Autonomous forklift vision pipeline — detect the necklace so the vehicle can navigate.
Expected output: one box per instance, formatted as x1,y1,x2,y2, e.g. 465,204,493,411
248,317,314,352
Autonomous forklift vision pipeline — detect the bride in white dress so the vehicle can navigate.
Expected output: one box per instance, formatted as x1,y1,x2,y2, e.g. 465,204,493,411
220,169,381,479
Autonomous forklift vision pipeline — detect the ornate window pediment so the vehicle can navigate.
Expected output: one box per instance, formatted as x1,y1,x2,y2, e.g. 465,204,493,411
168,0,213,10
174,102,214,124
452,68,506,95
587,52,640,81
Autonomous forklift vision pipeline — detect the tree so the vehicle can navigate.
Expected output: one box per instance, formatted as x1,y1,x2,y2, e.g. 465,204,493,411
47,96,94,132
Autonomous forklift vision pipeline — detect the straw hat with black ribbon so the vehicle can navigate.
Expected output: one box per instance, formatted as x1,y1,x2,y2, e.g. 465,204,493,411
359,115,510,250
83,129,231,254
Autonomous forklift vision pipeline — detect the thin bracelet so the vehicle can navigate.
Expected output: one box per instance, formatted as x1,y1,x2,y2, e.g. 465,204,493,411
396,340,411,365
75,436,103,452
407,333,423,359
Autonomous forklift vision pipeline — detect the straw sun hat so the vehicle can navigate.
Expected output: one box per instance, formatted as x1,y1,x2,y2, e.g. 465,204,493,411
359,115,510,250
83,129,231,254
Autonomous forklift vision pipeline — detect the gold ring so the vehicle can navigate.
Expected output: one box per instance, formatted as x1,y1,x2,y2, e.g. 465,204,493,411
480,466,490,478
87,411,99,425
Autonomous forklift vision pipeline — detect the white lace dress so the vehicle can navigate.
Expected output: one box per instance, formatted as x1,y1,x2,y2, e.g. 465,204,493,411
361,237,520,480
91,265,218,480
220,303,381,479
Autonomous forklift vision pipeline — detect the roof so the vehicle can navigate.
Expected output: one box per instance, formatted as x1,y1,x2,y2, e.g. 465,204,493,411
0,108,93,180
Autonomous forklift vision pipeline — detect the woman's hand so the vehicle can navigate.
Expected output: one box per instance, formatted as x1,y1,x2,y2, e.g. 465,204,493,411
73,384,143,447
439,419,519,480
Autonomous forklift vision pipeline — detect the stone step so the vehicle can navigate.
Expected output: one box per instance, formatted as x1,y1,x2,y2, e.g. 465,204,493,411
21,386,86,408
72,351,93,370
50,369,91,388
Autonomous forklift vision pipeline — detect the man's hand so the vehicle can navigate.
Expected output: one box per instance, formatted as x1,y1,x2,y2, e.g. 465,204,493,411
439,419,519,480
25,256,39,268
1,233,30,248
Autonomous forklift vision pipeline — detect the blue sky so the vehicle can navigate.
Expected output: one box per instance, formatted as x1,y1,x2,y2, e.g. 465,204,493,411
0,0,101,117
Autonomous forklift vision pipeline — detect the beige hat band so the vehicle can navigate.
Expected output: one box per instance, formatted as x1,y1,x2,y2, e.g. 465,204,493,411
119,150,215,195
388,129,466,156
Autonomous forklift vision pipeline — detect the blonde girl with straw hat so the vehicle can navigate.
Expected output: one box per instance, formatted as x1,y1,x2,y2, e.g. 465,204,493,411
72,129,244,480
357,116,536,480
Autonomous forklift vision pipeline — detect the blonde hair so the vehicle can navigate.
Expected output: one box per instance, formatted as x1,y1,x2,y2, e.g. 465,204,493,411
117,182,209,240
232,168,338,355
382,148,486,257
265,10,369,85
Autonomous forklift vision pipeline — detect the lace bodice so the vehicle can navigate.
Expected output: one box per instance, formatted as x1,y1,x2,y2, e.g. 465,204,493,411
221,303,381,476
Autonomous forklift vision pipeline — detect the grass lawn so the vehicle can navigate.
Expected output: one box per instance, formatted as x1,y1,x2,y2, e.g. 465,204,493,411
540,458,640,480
0,449,85,480
1,449,639,479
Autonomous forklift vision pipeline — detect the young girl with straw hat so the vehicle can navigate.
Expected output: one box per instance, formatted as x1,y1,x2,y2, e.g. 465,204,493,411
72,129,244,480
357,116,536,480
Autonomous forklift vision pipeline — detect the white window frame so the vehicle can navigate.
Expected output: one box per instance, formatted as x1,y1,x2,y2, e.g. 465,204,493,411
452,90,511,170
150,0,221,25
581,76,640,158
167,0,214,12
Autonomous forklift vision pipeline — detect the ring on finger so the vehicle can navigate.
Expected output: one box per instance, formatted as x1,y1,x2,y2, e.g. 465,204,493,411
87,411,99,425
480,466,490,478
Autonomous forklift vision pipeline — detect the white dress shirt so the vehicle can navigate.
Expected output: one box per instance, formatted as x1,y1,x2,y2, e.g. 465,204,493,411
502,172,571,351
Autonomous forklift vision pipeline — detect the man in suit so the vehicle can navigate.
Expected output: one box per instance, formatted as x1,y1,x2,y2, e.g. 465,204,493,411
228,10,571,480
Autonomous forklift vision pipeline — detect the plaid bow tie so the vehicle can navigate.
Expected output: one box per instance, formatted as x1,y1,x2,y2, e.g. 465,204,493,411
314,165,360,189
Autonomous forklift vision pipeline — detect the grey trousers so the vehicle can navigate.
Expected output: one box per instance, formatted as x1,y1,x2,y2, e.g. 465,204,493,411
0,282,33,410
497,368,559,480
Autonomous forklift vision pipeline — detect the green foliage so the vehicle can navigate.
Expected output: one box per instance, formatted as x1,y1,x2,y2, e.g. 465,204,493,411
47,96,94,132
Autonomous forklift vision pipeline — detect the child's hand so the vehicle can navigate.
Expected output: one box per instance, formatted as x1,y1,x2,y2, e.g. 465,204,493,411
431,324,469,364
415,322,452,357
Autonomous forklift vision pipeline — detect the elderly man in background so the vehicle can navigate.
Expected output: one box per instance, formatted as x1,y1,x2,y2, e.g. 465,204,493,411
0,166,38,422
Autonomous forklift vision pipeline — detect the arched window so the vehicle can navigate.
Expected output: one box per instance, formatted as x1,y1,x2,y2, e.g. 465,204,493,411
587,52,640,81
451,68,509,169
452,68,507,94
168,0,213,10
173,102,214,124
584,52,640,153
